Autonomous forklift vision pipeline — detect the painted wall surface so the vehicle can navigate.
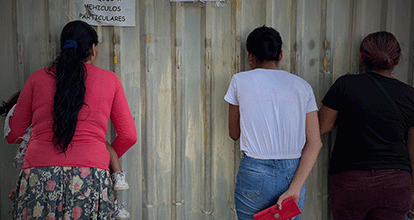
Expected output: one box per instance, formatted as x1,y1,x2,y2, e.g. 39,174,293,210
1,1,414,219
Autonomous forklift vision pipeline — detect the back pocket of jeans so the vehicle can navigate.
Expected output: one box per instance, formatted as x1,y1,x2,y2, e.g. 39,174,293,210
236,170,264,199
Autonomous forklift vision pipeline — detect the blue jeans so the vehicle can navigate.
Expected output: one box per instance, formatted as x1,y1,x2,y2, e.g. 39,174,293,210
235,154,305,220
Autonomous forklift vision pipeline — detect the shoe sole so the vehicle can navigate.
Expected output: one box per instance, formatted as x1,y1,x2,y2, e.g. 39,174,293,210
114,185,129,191
115,213,130,220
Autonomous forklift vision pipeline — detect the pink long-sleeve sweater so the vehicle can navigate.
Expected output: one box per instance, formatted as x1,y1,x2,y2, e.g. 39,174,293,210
6,63,137,170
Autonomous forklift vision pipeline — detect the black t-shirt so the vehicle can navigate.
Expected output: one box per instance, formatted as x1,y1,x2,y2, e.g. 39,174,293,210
322,72,414,175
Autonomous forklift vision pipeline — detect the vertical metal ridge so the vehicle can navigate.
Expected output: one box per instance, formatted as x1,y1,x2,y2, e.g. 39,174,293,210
142,1,157,219
16,0,25,88
380,0,388,31
232,0,242,215
347,0,356,74
139,0,149,219
409,1,414,86
319,0,328,101
265,0,274,27
44,0,52,63
170,3,178,220
290,0,298,75
201,3,213,219
172,4,184,220
319,3,332,220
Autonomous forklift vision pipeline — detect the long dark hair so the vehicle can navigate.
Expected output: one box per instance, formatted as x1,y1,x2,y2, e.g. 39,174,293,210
360,31,401,71
0,91,20,117
246,26,283,63
47,20,98,154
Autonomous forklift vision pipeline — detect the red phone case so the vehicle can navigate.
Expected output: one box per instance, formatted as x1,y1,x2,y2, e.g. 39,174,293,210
253,197,301,220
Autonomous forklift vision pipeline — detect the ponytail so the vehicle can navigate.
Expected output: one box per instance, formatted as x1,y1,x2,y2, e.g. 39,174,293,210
47,21,98,154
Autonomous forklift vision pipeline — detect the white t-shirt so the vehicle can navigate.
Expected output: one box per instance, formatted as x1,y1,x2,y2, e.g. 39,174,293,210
224,69,318,159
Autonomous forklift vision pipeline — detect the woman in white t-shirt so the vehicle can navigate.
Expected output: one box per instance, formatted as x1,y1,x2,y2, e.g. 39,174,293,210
225,26,323,220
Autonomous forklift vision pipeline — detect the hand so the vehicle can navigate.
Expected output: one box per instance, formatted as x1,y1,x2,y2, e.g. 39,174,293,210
276,188,301,220
8,188,16,201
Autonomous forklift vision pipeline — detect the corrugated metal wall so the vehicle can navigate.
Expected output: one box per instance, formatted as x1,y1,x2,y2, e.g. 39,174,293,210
1,0,414,219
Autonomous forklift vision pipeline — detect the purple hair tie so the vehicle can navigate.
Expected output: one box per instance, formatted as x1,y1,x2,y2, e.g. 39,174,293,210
63,40,77,50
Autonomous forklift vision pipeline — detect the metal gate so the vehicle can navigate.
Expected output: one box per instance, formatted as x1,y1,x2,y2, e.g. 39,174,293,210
1,0,413,219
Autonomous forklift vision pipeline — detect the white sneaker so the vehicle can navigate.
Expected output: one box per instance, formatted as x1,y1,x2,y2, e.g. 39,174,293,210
112,171,129,191
115,201,131,220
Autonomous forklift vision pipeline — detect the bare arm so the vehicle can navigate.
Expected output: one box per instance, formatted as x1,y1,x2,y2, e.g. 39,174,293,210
106,141,122,173
228,104,240,141
318,104,338,136
276,111,323,208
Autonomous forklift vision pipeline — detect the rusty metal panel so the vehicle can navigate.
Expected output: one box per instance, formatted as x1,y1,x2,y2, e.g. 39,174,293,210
1,1,414,220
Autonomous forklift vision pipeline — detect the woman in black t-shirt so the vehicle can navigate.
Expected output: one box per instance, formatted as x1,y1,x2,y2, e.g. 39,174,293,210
319,31,414,220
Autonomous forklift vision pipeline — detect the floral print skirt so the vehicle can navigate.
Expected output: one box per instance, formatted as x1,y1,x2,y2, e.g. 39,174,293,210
12,166,115,220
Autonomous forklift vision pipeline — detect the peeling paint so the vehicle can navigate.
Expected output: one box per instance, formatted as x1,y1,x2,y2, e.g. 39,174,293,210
145,34,155,43
233,0,241,14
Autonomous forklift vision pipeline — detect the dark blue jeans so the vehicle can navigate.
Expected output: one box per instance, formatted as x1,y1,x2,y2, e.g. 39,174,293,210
330,169,411,220
235,154,305,220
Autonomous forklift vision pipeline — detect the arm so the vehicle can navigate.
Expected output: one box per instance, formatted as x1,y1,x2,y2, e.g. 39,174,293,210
5,76,33,144
409,127,414,183
106,141,122,173
228,104,240,141
110,83,137,157
407,127,414,218
318,104,338,136
276,111,323,208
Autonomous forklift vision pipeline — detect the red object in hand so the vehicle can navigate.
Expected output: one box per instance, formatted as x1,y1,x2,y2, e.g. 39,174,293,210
253,197,301,220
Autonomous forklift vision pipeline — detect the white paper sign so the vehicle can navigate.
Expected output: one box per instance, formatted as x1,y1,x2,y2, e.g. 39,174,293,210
74,0,135,27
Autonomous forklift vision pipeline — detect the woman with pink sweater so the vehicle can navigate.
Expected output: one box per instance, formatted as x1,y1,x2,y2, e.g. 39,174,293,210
6,20,137,219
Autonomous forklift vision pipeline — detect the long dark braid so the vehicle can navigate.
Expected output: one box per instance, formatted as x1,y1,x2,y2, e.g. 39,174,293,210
47,20,98,154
